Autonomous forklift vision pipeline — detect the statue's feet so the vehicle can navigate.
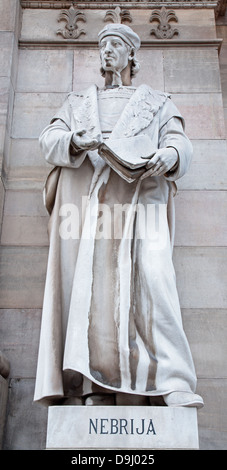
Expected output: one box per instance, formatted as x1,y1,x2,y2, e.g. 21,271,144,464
163,392,204,409
62,397,84,405
116,393,149,406
85,393,115,405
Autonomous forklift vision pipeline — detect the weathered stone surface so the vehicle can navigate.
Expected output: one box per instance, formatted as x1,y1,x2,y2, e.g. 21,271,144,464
0,32,15,78
3,378,48,450
173,247,227,309
0,78,10,135
0,375,8,449
1,189,49,245
1,215,48,246
0,246,48,309
172,93,226,139
134,49,164,89
197,379,227,450
174,191,227,246
177,140,227,190
217,28,227,107
224,108,227,137
0,177,5,230
5,138,51,190
164,48,221,93
46,405,199,449
0,309,41,378
17,49,73,93
3,190,47,217
182,309,227,378
175,9,217,40
12,93,67,139
73,49,105,91
0,0,19,32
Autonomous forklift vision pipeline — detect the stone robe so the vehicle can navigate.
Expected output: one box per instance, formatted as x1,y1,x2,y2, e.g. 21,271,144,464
34,84,197,405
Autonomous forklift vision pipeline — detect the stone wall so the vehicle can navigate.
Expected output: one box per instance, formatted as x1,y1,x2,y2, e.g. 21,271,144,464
0,0,227,449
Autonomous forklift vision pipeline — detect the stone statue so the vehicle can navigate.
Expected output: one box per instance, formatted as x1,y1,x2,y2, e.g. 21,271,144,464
34,23,203,409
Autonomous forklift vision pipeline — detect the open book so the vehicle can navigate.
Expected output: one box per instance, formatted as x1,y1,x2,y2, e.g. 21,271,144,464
98,134,157,183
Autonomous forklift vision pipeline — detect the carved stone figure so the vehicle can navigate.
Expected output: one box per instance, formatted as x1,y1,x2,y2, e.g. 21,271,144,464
34,24,203,409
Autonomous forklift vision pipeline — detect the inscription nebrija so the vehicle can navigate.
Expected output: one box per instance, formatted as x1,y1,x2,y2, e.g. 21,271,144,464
89,418,156,435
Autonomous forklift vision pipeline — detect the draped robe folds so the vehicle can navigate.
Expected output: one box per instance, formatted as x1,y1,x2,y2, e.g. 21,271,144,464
34,84,197,405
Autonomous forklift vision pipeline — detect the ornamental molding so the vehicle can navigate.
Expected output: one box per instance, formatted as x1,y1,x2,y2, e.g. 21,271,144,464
20,0,226,17
19,0,224,48
150,6,179,38
57,5,86,39
104,6,133,24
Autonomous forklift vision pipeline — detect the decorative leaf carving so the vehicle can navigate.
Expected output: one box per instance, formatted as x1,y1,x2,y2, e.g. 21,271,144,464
104,6,132,24
57,5,86,39
150,7,179,39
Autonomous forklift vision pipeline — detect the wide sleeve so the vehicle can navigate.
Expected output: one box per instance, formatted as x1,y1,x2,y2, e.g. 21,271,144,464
39,97,87,169
158,99,193,181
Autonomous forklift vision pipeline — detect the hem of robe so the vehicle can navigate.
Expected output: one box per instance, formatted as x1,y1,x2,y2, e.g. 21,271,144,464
34,367,197,407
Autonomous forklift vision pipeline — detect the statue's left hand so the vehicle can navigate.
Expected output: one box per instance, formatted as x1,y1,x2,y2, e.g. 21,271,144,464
141,147,178,179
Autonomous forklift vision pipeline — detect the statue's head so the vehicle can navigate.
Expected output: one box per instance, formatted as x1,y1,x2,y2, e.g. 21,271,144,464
98,23,141,79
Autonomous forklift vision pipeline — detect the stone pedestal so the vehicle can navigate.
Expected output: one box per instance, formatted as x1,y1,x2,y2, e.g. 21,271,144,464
46,405,199,450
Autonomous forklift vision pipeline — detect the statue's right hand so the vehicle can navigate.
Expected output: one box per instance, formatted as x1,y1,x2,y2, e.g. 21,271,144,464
72,129,101,151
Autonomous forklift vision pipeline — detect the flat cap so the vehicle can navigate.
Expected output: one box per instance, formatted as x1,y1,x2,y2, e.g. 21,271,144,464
98,23,141,51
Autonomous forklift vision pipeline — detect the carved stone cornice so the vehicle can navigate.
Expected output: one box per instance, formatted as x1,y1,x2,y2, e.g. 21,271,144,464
18,37,223,50
19,2,224,49
20,0,226,17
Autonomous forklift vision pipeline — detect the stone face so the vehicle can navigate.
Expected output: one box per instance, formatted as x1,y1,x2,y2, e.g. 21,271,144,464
46,405,199,450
